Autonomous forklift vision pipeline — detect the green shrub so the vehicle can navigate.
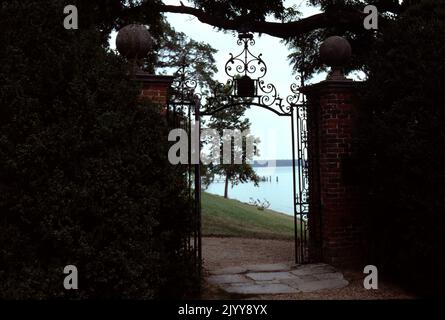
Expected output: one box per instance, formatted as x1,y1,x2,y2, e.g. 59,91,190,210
0,0,195,299
357,0,445,296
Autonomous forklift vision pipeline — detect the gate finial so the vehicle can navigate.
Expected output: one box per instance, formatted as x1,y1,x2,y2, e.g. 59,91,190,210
116,24,153,74
320,36,352,81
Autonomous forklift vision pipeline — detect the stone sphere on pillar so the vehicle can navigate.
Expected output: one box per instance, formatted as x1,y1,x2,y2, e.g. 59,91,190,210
116,24,153,60
319,36,352,67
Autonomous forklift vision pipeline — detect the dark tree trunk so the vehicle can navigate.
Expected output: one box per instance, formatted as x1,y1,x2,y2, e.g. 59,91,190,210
224,175,229,199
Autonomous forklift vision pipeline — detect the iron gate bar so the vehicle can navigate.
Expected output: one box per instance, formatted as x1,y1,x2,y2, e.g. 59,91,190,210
201,102,290,117
290,107,299,264
296,105,304,263
168,59,203,279
194,97,203,276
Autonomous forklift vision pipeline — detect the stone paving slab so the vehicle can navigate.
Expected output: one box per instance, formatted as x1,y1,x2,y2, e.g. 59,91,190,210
243,263,292,272
246,271,295,281
297,279,349,293
298,275,319,281
207,274,251,285
280,277,307,289
206,263,349,295
224,283,299,295
314,272,344,280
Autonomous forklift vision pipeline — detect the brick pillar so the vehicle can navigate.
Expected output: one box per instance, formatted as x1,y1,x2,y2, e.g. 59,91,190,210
134,72,175,105
301,79,364,268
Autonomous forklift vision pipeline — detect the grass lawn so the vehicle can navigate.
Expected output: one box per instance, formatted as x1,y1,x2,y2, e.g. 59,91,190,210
201,192,296,240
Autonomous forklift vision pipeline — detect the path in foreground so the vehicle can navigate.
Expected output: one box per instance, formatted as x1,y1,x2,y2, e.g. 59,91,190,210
201,237,415,299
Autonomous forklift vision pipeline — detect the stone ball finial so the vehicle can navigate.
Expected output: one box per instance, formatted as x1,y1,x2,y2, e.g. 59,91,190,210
116,24,153,60
319,36,352,67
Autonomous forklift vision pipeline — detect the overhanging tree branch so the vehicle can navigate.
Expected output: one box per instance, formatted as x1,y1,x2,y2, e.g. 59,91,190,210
155,4,368,38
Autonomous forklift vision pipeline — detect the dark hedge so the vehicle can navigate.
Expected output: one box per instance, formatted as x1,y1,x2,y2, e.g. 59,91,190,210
0,0,195,299
357,0,445,296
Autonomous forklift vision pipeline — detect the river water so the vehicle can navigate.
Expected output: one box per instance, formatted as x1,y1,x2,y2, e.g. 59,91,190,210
205,166,295,215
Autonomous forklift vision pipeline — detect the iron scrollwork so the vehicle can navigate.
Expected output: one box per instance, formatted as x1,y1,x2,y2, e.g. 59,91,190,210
204,32,305,117
225,34,266,81
170,59,198,109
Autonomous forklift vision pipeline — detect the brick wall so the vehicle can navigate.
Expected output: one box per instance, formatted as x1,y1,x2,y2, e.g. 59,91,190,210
134,72,175,106
302,80,365,268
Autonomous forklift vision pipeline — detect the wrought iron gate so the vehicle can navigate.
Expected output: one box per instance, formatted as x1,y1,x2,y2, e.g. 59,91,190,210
169,32,311,271
292,102,310,264
167,62,202,276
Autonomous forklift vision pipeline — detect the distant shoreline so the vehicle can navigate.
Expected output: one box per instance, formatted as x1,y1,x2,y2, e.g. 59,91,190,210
250,159,304,167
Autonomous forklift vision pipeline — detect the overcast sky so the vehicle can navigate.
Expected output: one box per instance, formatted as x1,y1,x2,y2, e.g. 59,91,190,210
112,1,337,160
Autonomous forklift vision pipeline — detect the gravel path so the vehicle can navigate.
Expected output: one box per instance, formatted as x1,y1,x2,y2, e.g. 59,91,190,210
201,237,415,300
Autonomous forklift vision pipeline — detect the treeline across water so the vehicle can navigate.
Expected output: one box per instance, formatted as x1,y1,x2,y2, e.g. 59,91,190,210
211,175,280,183
250,159,306,167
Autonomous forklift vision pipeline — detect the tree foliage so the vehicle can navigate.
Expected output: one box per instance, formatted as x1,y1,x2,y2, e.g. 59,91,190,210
155,20,218,95
0,0,196,298
356,0,445,295
204,100,260,199
189,0,285,22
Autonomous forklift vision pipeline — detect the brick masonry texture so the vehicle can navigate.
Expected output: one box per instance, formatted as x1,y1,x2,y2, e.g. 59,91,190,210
140,82,170,105
302,81,364,268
